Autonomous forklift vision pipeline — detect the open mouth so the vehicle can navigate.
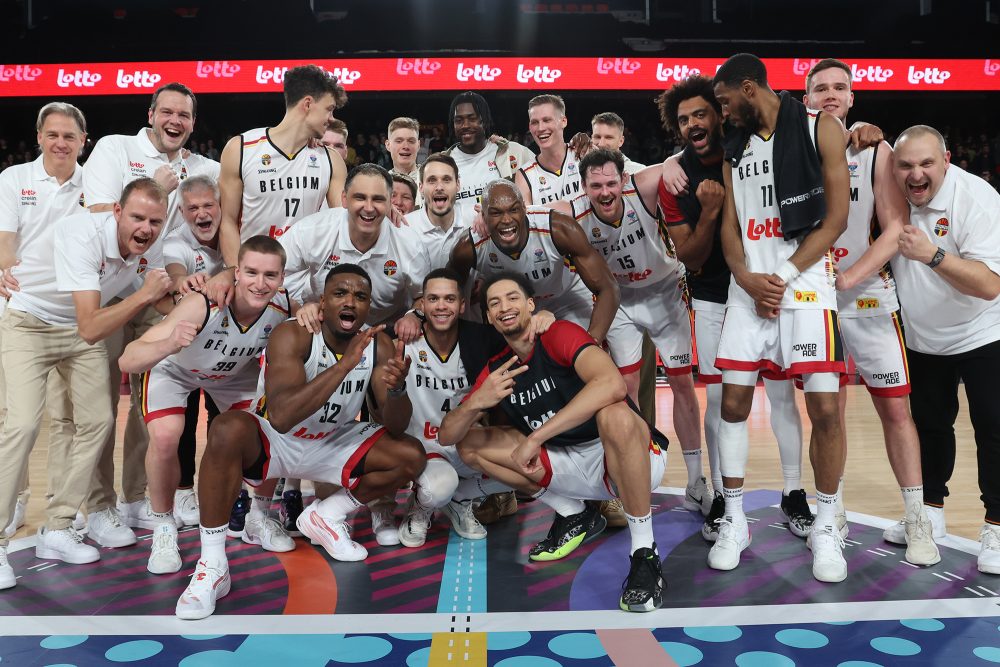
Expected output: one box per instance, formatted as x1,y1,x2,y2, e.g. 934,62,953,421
337,310,358,329
688,128,708,148
596,195,616,212
432,194,450,207
196,219,213,231
359,210,379,224
132,233,151,249
535,132,552,144
908,181,930,198
496,224,518,243
163,127,183,141
497,312,518,326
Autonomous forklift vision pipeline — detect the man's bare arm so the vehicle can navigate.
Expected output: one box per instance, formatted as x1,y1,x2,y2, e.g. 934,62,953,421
551,212,620,343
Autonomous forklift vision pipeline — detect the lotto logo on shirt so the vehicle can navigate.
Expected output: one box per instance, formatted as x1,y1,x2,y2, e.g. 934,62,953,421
136,258,148,275
794,290,817,303
261,154,272,166
934,217,949,237
383,260,398,276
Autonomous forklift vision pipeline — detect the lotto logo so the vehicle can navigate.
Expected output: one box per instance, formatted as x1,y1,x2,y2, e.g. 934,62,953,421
267,224,290,238
655,63,700,82
423,422,440,440
0,65,42,81
832,247,849,262
596,58,640,75
851,64,893,83
116,69,162,88
907,66,951,85
327,67,361,85
20,188,36,196
195,60,240,78
256,66,288,84
986,59,1000,76
516,64,561,84
456,62,501,82
396,58,441,75
129,160,145,169
793,290,817,303
934,217,949,237
57,69,101,87
745,217,783,241
384,260,398,276
792,58,822,76
856,298,880,309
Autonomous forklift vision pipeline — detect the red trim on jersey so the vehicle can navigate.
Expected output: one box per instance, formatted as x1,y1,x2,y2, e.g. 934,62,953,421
865,382,912,398
657,180,686,225
786,360,847,378
228,399,253,411
426,452,446,461
715,357,784,377
664,365,693,377
341,426,388,490
143,406,186,424
762,368,789,381
538,446,553,488
617,359,643,375
700,372,722,384
539,320,597,367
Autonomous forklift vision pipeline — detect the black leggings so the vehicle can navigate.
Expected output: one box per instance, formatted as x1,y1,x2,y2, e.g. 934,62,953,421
177,389,221,488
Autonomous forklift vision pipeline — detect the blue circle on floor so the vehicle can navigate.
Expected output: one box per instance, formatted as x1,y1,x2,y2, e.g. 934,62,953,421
736,651,794,667
495,659,563,667
181,636,227,641
775,629,829,649
389,634,434,641
660,642,704,666
489,632,533,650
870,637,921,656
826,621,855,626
974,646,1000,662
406,647,431,667
683,626,742,642
548,633,606,659
40,636,88,649
900,619,945,632
105,640,164,662
838,662,884,667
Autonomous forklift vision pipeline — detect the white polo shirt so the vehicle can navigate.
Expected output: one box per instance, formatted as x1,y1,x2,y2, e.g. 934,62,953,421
891,166,1000,355
9,211,161,327
83,127,220,236
279,207,431,326
164,224,223,276
0,156,86,316
404,199,476,270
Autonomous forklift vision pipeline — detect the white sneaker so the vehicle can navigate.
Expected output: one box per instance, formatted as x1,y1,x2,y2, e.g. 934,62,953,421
0,546,15,590
398,495,434,548
835,510,849,539
72,511,87,533
3,498,26,538
370,500,400,546
35,526,100,564
296,503,367,561
242,515,295,553
978,524,1000,575
148,523,182,574
683,477,713,516
174,489,200,527
809,525,848,583
707,518,751,571
176,560,231,620
120,498,177,531
884,505,946,544
87,507,137,548
904,509,941,566
440,499,487,540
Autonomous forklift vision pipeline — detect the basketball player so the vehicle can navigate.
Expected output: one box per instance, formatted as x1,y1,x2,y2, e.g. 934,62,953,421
82,83,218,546
174,264,425,620
0,103,88,541
121,236,295,574
515,95,583,206
321,119,350,163
804,59,939,566
711,54,851,582
439,272,667,612
445,91,534,204
548,149,707,520
656,76,814,542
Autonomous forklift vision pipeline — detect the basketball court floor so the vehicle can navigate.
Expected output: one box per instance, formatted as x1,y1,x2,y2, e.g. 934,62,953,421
2,385,998,666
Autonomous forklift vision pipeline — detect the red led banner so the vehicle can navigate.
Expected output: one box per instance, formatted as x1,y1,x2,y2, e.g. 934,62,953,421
0,57,998,96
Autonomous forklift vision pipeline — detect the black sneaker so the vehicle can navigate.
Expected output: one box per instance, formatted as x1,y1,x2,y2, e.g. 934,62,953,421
227,489,250,537
619,544,665,612
529,501,607,562
781,489,815,538
280,490,304,537
701,491,725,542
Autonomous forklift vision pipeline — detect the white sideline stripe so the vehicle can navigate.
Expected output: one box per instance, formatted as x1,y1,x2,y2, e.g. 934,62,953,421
3,598,999,637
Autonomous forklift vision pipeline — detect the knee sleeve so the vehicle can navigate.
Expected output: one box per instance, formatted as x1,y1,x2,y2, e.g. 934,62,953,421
416,458,459,508
764,379,803,470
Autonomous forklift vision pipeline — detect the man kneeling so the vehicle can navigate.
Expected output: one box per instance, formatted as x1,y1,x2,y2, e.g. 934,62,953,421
439,271,668,612
176,263,425,620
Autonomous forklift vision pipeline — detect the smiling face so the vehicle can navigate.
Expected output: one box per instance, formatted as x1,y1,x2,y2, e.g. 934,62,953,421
420,161,459,219
391,180,415,215
591,122,624,151
343,173,390,236
115,191,167,258
422,277,464,334
893,133,950,207
148,90,194,155
804,67,853,123
453,102,486,152
179,186,221,245
676,95,722,158
483,185,528,253
528,102,567,151
234,250,283,311
485,279,534,338
583,161,624,221
386,127,419,171
321,271,372,338
37,112,85,171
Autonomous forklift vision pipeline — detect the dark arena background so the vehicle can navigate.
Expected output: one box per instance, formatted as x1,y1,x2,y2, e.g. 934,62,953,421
2,1,1000,665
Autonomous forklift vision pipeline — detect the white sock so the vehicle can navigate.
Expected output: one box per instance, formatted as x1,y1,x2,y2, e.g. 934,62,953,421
625,510,654,554
452,475,511,502
151,509,174,526
901,485,924,515
705,383,723,492
532,488,585,517
815,490,838,530
199,524,228,568
283,478,301,492
722,486,745,523
249,494,270,520
764,379,803,494
682,448,704,487
717,419,749,479
316,488,363,523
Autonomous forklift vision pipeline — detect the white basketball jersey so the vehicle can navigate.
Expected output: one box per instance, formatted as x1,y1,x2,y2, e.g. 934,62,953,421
256,330,376,442
569,177,683,289
520,147,582,205
729,113,836,310
239,128,332,241
404,337,470,447
833,144,899,318
471,207,593,323
160,291,290,384
452,144,503,204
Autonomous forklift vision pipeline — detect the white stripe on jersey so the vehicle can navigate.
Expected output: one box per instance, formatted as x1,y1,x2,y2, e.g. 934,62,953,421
569,176,683,288
255,330,376,442
471,207,593,324
404,336,470,446
729,112,836,310
833,144,899,317
520,147,582,205
159,291,290,384
239,127,331,241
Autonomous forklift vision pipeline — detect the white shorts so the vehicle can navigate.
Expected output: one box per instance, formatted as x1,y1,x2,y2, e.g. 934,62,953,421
839,313,911,397
422,437,478,478
692,299,726,384
538,436,666,501
248,416,386,489
606,277,693,376
715,306,845,382
141,364,255,423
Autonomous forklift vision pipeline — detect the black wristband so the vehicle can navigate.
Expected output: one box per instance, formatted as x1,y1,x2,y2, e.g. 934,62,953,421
927,247,946,269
